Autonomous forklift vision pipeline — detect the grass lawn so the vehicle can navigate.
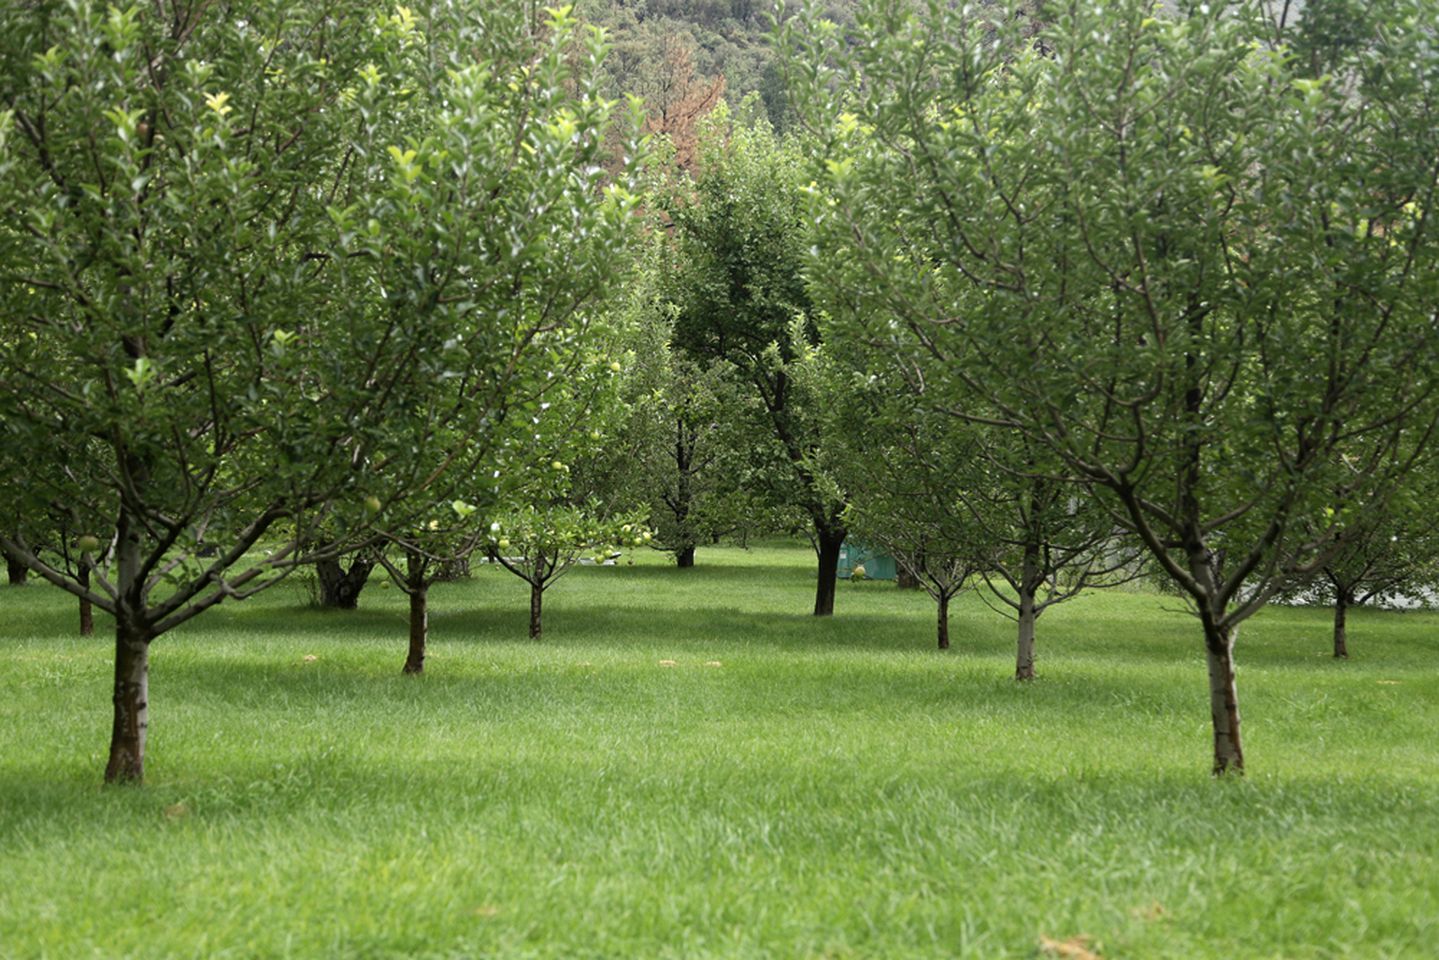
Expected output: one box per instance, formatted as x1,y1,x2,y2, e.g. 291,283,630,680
1,540,1437,959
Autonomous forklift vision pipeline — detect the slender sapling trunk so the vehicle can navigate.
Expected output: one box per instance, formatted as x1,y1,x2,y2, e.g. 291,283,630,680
78,564,94,637
404,588,428,674
529,581,544,639
1015,542,1041,680
105,493,151,784
403,549,428,675
1333,591,1349,659
1015,590,1037,681
936,592,950,650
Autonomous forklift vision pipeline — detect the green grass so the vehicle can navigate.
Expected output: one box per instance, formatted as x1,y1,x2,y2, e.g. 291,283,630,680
1,541,1437,959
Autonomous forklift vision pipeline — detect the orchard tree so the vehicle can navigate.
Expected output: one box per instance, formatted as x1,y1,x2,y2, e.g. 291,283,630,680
490,502,647,639
806,325,982,649
821,333,1132,663
962,438,1140,680
835,426,983,652
373,274,653,669
643,350,757,566
0,473,111,634
1276,480,1439,659
373,498,494,675
667,101,848,614
787,0,1439,773
1312,516,1439,660
488,337,652,639
0,2,641,783
619,237,757,567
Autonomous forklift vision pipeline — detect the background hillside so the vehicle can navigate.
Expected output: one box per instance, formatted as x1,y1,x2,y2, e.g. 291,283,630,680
575,0,861,130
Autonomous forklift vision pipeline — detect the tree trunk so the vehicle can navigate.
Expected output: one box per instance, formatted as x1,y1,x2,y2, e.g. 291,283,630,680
4,548,26,585
402,548,428,674
1015,541,1041,681
529,582,544,639
435,555,471,582
1204,622,1244,776
896,566,920,590
105,620,151,784
78,564,94,637
813,524,845,617
1015,589,1037,681
936,592,950,650
403,586,427,674
673,419,697,568
1332,592,1349,659
316,554,373,609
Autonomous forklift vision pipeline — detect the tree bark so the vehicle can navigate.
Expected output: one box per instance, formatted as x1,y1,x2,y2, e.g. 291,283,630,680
106,480,152,784
529,582,544,639
1015,589,1037,681
1015,540,1041,680
403,548,428,674
672,418,697,569
813,524,845,617
105,619,151,784
1332,591,1349,659
896,566,920,590
4,548,26,585
1204,622,1244,776
316,554,373,609
435,555,471,582
936,592,950,650
404,586,427,674
78,564,94,637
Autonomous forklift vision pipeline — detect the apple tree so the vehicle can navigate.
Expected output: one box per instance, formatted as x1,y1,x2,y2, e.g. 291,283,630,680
786,0,1439,772
664,100,849,614
0,2,641,782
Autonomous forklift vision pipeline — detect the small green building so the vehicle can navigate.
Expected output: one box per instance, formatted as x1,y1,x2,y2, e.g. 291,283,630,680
837,541,897,581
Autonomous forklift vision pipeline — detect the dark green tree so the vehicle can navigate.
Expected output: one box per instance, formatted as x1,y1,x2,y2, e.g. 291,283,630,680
667,103,848,614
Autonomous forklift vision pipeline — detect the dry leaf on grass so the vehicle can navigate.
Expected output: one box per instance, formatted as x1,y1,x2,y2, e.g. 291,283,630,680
163,803,189,820
473,905,501,918
1130,900,1168,921
704,660,723,667
1038,934,1102,960
658,659,678,667
302,654,318,663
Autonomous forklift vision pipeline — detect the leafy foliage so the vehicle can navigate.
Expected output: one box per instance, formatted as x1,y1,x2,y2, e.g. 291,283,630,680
0,0,641,779
788,0,1439,770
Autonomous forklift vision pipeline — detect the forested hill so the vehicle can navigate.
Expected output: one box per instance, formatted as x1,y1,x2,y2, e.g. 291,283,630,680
574,1,861,129
575,2,1308,133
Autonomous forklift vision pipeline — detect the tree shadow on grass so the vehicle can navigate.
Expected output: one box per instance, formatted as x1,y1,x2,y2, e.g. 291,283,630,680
580,559,815,583
429,599,1005,653
144,638,1199,739
4,735,1436,848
